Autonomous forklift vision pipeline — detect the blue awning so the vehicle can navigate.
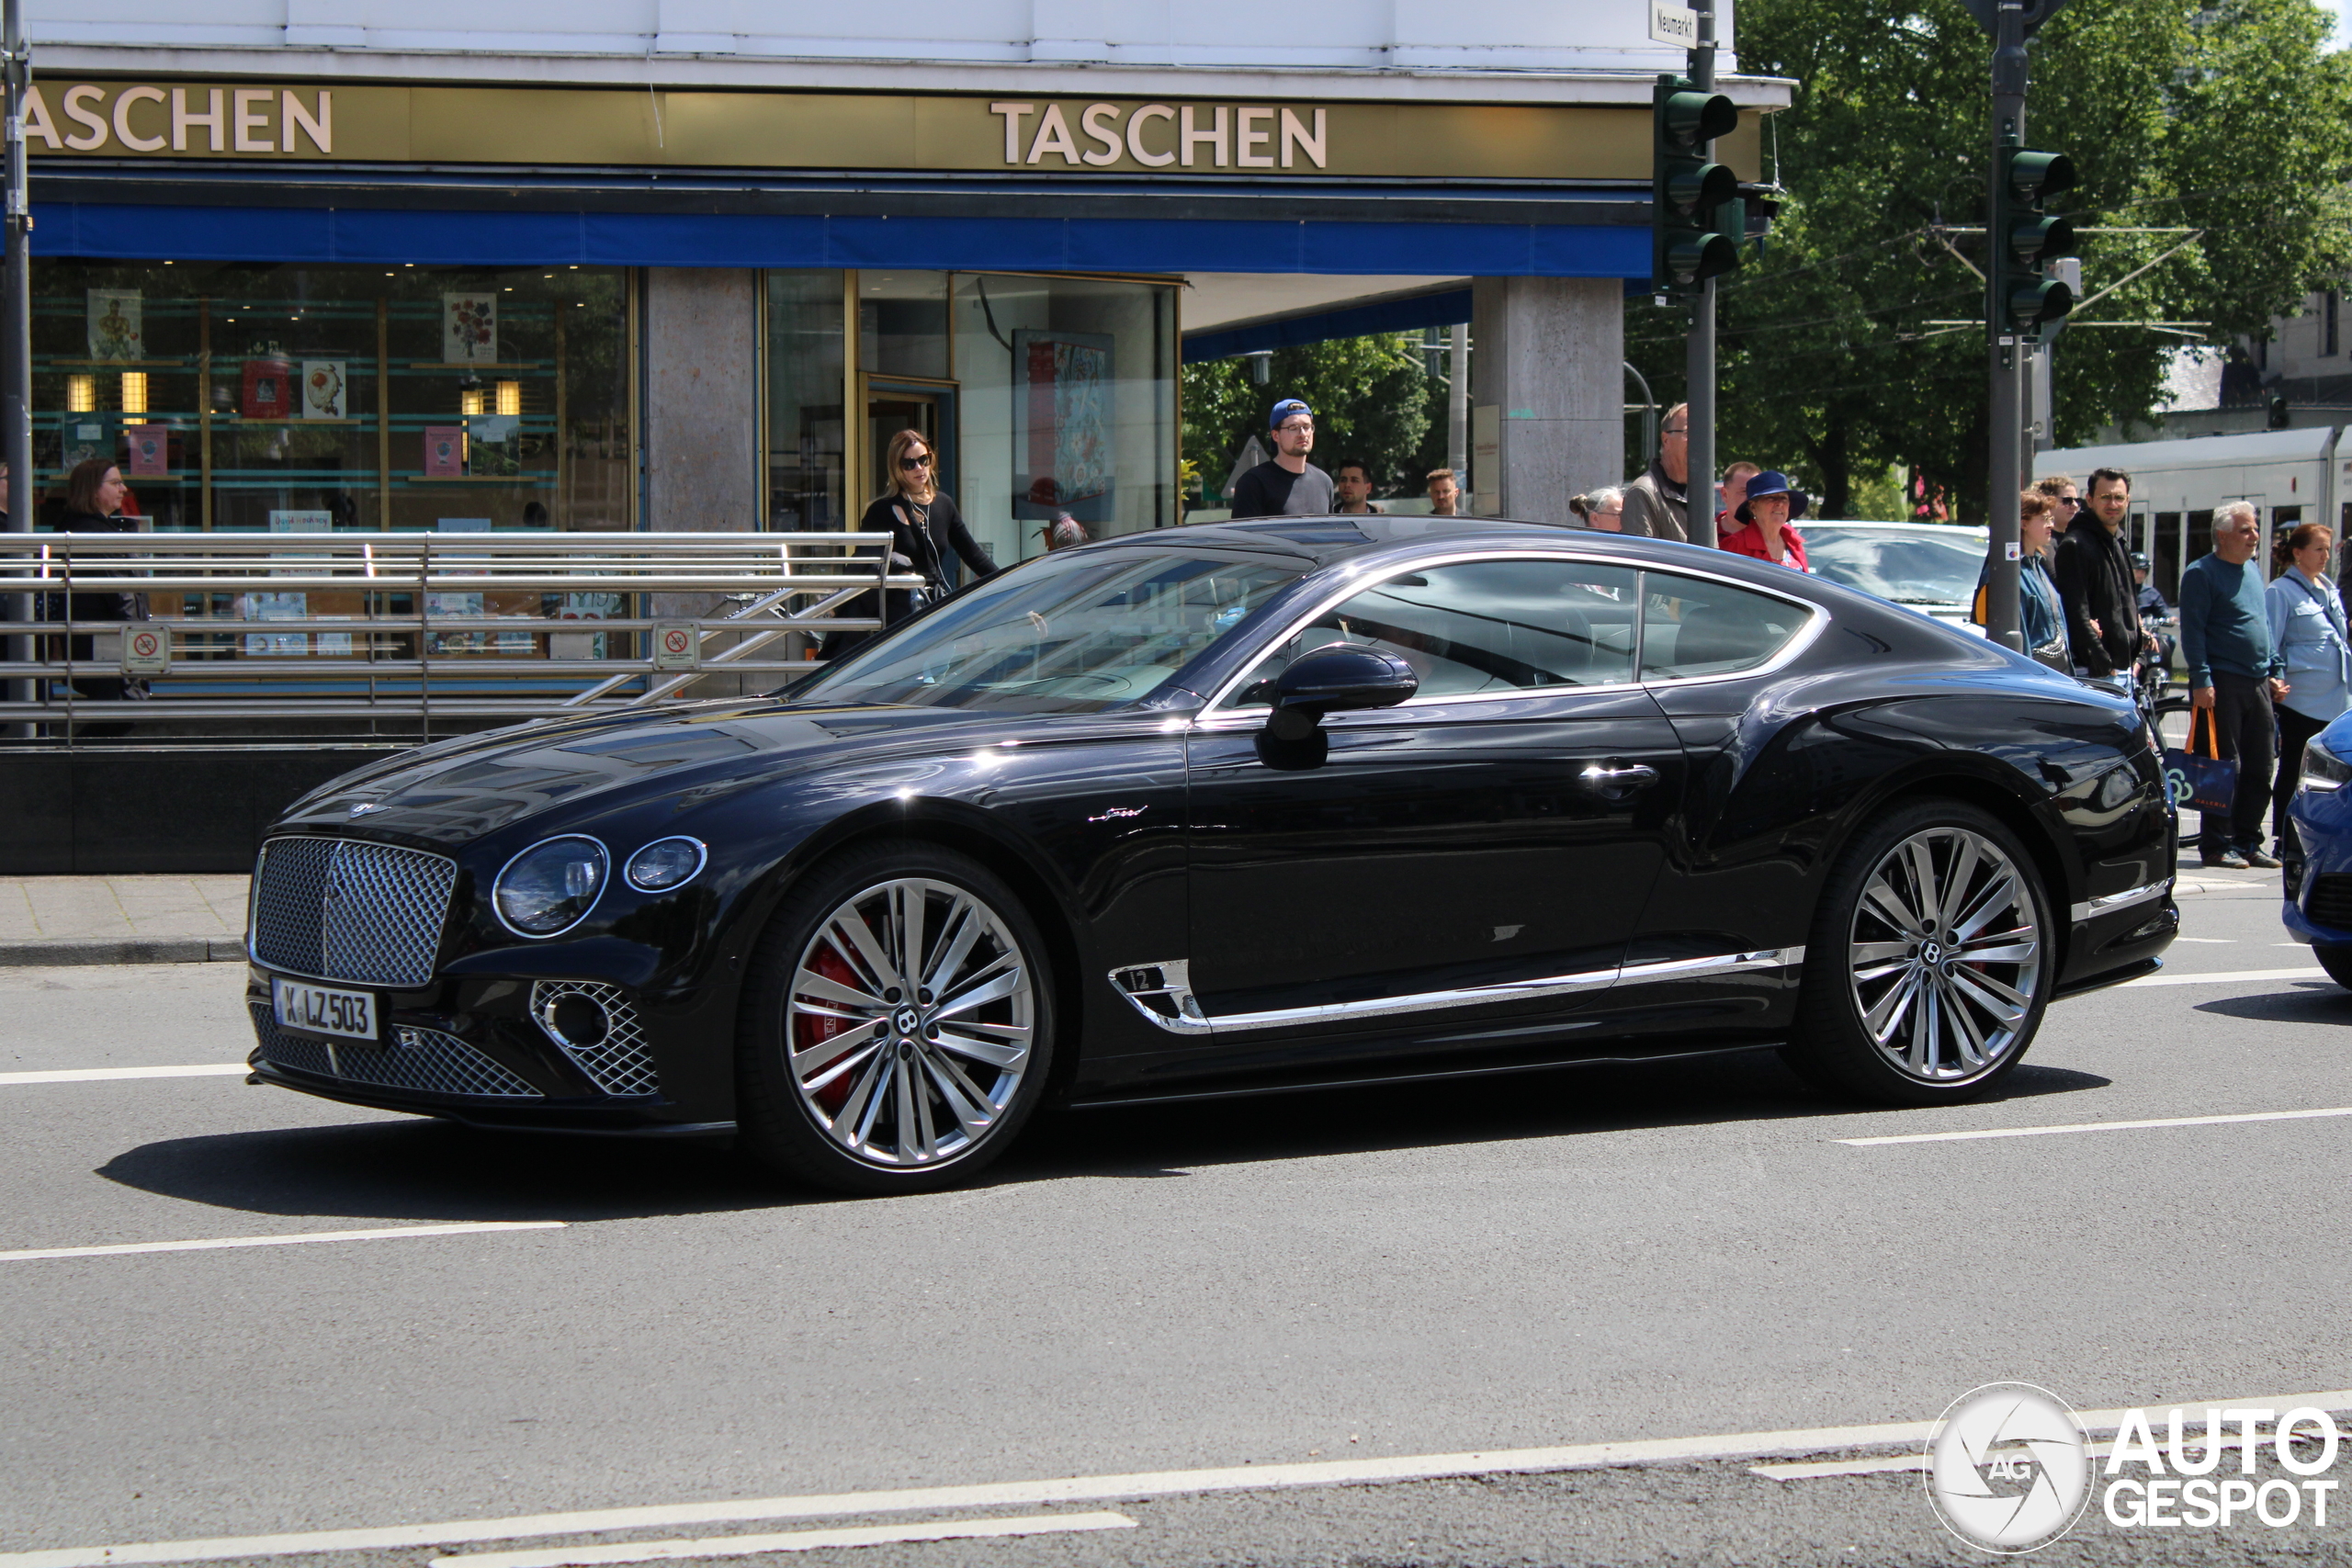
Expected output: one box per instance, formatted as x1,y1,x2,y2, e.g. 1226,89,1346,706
34,202,1654,280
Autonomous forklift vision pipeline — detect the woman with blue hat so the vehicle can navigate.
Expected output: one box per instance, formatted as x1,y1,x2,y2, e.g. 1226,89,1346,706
1719,468,1809,570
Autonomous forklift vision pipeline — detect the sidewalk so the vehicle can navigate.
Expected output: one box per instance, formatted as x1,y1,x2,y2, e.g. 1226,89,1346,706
0,862,2284,967
0,875,252,966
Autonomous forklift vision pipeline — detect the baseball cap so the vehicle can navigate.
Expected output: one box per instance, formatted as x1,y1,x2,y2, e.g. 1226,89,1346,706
1270,399,1313,430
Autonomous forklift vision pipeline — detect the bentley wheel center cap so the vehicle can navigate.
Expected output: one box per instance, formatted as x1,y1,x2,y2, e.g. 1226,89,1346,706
894,1005,922,1038
1919,940,1944,964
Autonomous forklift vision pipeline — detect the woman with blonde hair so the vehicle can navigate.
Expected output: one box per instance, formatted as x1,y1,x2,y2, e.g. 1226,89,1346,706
831,429,997,657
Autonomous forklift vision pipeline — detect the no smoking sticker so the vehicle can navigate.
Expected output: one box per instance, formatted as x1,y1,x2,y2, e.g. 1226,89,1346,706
121,626,171,675
651,622,700,671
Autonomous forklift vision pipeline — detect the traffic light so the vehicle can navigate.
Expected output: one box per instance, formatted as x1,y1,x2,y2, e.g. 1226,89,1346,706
1652,75,1739,294
1990,146,2077,333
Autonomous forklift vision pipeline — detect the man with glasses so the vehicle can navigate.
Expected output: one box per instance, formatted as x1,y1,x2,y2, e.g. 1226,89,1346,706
1621,401,1690,542
1228,398,1335,519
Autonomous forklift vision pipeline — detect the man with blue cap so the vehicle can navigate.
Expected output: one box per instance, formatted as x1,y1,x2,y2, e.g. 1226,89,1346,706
1228,398,1335,519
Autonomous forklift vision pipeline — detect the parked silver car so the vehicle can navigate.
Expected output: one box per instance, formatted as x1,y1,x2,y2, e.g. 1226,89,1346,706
1799,521,1991,634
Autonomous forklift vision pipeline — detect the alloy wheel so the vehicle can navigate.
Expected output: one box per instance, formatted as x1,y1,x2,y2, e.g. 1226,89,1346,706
1845,827,2044,1083
788,877,1035,1168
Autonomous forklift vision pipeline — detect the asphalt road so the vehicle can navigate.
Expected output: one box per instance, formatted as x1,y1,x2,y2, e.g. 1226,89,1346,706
6,866,2352,1567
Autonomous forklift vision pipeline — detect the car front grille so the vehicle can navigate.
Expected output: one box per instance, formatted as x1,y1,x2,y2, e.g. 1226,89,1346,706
530,981,660,1097
2307,873,2352,931
248,1004,541,1099
251,837,458,987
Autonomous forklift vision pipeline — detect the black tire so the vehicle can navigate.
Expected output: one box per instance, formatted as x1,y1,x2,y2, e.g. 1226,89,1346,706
737,840,1057,1194
1784,799,2055,1106
2315,945,2352,990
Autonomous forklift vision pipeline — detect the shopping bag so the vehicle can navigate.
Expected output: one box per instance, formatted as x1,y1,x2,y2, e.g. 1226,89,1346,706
2162,706,2238,814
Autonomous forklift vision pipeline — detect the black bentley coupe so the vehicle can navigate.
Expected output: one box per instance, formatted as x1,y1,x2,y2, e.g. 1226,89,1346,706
243,517,2177,1192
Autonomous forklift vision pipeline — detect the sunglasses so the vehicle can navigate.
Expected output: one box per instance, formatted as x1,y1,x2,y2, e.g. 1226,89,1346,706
899,455,932,470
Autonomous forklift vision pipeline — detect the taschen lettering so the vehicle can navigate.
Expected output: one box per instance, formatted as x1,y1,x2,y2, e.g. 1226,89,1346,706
990,100,1325,171
21,84,331,154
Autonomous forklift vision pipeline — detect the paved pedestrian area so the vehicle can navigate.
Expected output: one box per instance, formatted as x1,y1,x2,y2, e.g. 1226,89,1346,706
0,875,251,965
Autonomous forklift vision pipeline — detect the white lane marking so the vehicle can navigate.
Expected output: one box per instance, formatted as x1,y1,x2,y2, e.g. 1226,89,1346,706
431,1514,1136,1568
12,1391,2352,1568
0,1222,563,1263
2121,965,2324,987
0,1065,249,1086
1840,1106,2352,1146
2169,936,2235,943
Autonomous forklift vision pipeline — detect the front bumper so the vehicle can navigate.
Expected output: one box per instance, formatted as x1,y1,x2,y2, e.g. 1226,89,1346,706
243,964,731,1133
2285,779,2352,945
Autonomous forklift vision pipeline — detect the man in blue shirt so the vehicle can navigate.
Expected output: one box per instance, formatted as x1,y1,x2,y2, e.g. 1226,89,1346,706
2179,502,2290,868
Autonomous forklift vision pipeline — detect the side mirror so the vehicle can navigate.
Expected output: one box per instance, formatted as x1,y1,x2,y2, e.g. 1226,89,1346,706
1266,644,1418,739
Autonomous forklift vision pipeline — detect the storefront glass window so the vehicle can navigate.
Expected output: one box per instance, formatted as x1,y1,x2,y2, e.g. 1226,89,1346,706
765,270,847,529
33,258,635,671
34,259,633,533
858,272,949,380
951,274,1177,564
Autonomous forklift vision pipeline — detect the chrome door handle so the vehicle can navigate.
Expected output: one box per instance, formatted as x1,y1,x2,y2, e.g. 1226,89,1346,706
1580,761,1660,795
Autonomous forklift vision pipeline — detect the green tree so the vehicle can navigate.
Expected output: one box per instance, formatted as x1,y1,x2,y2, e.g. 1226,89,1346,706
1183,334,1434,502
1627,0,2352,523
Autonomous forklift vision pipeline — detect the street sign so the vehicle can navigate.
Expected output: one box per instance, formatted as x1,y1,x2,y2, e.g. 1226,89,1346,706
121,625,170,675
650,622,699,671
1649,0,1700,47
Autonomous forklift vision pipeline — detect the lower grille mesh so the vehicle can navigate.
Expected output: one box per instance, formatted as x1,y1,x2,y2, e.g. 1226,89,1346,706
2308,874,2352,931
530,981,660,1097
249,1004,541,1099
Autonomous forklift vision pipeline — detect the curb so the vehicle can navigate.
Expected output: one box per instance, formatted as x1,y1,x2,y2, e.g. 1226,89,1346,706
2175,875,2281,897
0,937,246,968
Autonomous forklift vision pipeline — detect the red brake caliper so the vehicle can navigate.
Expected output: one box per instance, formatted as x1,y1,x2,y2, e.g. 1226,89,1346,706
796,945,865,1113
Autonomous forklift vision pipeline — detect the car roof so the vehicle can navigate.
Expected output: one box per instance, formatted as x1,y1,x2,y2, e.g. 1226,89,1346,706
1094,513,1886,603
1133,514,1573,568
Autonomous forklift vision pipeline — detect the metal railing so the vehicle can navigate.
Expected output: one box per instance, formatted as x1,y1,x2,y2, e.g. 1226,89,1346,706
0,531,923,743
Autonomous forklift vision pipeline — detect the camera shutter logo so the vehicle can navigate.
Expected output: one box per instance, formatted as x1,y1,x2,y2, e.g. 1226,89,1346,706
1926,1382,2092,1552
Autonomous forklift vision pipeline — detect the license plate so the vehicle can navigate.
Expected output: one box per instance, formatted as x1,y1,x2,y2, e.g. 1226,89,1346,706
273,977,380,1043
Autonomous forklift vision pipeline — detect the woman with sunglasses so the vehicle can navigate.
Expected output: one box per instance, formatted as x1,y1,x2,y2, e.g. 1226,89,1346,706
832,430,998,658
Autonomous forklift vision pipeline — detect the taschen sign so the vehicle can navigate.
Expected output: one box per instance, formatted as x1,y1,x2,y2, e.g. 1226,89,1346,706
25,80,1762,182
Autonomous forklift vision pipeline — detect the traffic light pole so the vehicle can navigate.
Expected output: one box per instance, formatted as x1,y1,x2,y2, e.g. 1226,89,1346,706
1983,3,2028,653
1,0,28,737
1684,0,1718,550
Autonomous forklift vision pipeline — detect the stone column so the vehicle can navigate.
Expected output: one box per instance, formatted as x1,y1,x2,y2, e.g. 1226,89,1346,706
1468,276,1624,526
643,268,760,694
644,267,760,531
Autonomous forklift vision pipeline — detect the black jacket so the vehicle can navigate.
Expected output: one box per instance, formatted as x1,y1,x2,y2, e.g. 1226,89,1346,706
2051,512,2142,676
828,492,998,657
51,508,144,626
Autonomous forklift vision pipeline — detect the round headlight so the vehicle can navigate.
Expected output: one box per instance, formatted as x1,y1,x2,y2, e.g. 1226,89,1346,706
625,836,707,892
492,836,609,937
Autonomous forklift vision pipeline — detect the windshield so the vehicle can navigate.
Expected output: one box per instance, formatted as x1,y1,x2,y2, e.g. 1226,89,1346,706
1804,528,1986,606
788,548,1306,714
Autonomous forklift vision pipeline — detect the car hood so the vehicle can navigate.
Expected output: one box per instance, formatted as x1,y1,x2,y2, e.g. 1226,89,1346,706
274,699,1056,845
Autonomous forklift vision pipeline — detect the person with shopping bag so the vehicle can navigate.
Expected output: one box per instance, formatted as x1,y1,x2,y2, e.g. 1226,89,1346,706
2178,502,2287,868
2267,521,2352,862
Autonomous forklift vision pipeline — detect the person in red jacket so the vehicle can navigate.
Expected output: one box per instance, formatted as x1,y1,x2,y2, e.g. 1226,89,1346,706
1719,468,1809,570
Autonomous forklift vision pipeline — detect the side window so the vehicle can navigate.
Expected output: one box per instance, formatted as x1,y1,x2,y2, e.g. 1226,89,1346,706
1227,559,1639,709
1638,572,1810,681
